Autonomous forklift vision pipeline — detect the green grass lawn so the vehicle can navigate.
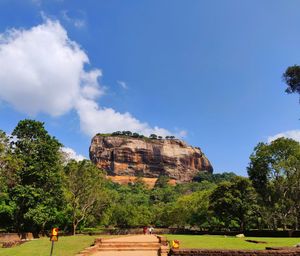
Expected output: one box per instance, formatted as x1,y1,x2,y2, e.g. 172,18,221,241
165,235,300,250
0,235,111,256
1,234,299,255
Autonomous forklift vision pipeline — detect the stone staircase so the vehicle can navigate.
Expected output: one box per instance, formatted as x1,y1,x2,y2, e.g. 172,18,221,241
76,235,169,256
97,241,160,251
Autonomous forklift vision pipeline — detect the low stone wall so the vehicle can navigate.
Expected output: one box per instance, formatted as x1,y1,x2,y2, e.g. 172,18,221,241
80,229,300,237
0,233,34,242
81,228,172,235
2,240,27,248
165,229,300,237
169,248,300,256
0,233,19,242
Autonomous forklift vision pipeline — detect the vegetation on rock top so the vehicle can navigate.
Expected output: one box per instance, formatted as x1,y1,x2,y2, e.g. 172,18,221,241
96,131,176,140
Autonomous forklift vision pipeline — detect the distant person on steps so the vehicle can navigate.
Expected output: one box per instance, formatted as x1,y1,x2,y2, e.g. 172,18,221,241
143,226,147,235
149,226,154,234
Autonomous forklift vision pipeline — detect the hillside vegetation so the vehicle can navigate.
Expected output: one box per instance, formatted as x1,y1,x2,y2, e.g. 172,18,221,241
0,119,300,235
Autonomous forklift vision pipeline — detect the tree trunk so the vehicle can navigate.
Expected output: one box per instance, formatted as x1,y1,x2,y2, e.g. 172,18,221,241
73,222,77,236
240,220,244,232
272,217,277,230
41,223,46,237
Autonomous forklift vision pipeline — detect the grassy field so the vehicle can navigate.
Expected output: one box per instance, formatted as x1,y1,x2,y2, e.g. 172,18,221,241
0,235,108,256
0,234,299,255
165,234,300,250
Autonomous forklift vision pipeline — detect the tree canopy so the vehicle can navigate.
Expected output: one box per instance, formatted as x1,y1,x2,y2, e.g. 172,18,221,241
283,65,300,96
11,119,64,233
248,137,300,230
64,160,108,234
210,177,258,231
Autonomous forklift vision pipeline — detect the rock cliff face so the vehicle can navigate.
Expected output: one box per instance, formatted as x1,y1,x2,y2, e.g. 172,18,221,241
89,135,213,182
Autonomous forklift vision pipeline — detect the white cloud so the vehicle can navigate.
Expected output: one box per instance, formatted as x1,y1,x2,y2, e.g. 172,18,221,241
76,97,171,137
117,80,128,89
61,147,86,161
0,18,174,137
62,10,86,29
267,130,300,143
0,19,99,116
177,130,188,138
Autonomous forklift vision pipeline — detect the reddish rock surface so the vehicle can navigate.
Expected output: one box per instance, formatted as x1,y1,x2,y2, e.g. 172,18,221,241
89,135,213,182
107,175,176,188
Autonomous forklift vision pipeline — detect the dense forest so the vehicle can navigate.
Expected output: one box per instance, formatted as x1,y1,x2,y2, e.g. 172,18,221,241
0,119,300,235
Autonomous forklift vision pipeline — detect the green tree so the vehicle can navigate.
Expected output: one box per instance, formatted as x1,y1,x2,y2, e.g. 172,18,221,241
248,138,300,230
169,190,211,229
125,131,132,136
152,202,174,227
0,130,20,230
154,175,170,188
150,185,178,204
149,134,157,139
0,130,21,189
210,177,258,231
283,65,300,96
10,119,64,233
193,172,236,183
106,181,153,227
111,203,151,227
64,160,108,235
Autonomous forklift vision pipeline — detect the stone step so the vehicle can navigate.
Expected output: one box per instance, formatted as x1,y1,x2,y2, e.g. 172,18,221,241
95,251,159,256
99,246,160,249
100,241,159,244
90,235,165,256
99,243,160,248
98,247,160,251
98,243,161,250
97,240,162,252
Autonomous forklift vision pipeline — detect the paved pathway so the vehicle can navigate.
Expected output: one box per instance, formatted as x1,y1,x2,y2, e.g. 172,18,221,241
91,235,160,256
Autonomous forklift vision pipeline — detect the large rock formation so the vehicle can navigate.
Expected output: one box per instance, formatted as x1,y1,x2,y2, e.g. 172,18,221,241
89,135,213,182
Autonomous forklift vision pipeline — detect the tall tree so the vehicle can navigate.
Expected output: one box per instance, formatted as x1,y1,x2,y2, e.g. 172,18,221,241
283,65,300,96
169,190,212,229
10,119,64,233
210,177,258,231
0,130,21,188
193,172,237,183
154,175,170,188
64,160,108,235
108,181,152,228
248,138,300,230
0,130,21,230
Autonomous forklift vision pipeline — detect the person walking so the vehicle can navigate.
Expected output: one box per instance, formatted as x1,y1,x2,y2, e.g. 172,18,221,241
143,226,147,235
149,226,154,234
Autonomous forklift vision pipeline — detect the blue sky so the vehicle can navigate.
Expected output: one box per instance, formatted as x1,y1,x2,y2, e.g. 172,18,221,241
0,0,300,175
